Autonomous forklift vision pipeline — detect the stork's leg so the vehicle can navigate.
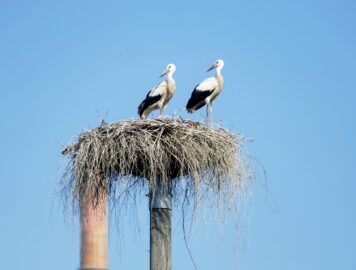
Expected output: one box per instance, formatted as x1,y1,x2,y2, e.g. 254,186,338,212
206,103,209,127
210,103,213,128
159,107,163,118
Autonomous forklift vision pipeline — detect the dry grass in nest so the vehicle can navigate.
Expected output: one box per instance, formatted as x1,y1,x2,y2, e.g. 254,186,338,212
61,117,252,217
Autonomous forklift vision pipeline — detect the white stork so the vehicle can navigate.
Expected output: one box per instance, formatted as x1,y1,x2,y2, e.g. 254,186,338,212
186,59,224,127
138,64,176,119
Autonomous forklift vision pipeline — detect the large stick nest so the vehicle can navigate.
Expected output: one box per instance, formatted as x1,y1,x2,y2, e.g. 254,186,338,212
61,117,252,213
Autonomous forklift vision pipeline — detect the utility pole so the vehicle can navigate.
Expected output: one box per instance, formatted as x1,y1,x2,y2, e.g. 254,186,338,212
149,180,172,270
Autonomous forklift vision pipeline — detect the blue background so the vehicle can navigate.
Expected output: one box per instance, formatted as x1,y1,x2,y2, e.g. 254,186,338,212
0,1,355,269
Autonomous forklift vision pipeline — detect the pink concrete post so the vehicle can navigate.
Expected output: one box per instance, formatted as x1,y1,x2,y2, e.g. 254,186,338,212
80,194,108,270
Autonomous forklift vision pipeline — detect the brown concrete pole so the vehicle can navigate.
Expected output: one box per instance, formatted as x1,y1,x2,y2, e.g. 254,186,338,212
80,194,108,270
150,181,172,270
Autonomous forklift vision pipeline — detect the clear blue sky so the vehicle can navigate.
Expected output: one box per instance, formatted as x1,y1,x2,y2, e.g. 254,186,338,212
0,1,355,269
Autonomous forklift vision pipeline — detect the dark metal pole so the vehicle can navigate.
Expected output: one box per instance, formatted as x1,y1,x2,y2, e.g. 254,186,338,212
149,180,172,270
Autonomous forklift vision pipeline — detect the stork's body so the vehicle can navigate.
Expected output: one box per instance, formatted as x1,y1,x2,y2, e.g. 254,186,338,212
186,59,224,127
138,64,176,119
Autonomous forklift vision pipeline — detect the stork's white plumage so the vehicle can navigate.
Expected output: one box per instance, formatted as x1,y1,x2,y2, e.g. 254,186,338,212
138,64,176,119
186,59,224,127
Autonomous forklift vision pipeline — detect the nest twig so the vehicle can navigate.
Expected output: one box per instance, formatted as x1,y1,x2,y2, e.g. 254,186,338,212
61,117,252,214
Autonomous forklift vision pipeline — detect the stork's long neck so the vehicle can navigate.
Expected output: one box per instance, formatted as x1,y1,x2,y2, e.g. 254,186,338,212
215,67,224,89
166,72,175,92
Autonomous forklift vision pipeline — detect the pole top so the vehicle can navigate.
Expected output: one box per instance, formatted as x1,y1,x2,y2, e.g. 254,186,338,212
149,181,172,210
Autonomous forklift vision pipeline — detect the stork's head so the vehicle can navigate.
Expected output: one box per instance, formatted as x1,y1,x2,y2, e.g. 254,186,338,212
207,59,225,72
160,63,176,78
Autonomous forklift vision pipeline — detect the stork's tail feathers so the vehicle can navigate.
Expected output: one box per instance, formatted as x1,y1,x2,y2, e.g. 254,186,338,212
186,107,194,113
186,99,196,113
138,100,146,119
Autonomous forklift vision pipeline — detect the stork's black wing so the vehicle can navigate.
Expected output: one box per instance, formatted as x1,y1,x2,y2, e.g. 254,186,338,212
186,85,213,112
138,93,162,117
